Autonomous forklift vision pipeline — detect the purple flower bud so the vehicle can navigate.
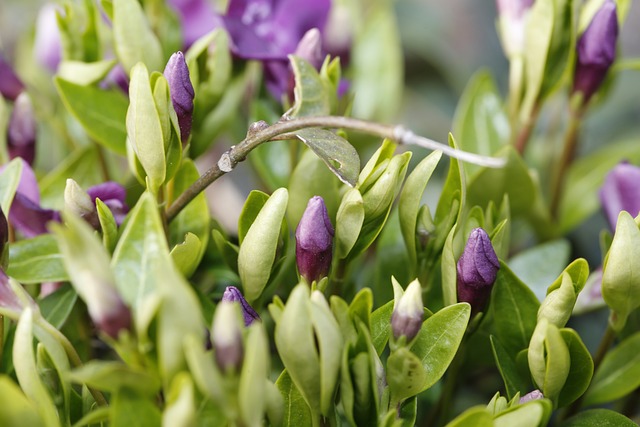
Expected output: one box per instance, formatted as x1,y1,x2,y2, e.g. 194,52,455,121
391,280,423,341
222,286,260,326
0,54,24,101
599,162,640,230
212,301,244,373
572,0,618,103
33,3,62,72
456,228,500,314
8,92,37,166
519,389,544,403
495,0,534,56
295,196,334,283
96,297,132,339
164,52,195,142
87,182,129,226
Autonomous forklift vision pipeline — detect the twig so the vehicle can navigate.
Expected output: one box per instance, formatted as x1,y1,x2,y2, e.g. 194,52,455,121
166,116,506,222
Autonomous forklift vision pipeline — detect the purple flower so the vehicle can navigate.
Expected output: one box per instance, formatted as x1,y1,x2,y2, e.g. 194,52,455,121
295,196,334,283
0,268,25,313
167,0,222,48
100,64,130,93
572,0,618,103
87,182,129,226
222,286,260,326
600,162,640,230
391,280,423,342
164,52,195,142
33,3,62,72
457,228,500,314
0,54,24,101
7,92,37,166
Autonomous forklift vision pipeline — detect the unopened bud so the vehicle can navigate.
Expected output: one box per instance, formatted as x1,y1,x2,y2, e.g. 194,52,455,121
0,54,24,101
294,29,323,70
164,52,195,142
8,92,37,165
295,196,334,283
212,301,244,373
572,0,618,103
599,162,640,230
519,389,544,403
495,0,534,57
65,179,99,229
391,279,423,342
457,228,500,314
221,286,260,326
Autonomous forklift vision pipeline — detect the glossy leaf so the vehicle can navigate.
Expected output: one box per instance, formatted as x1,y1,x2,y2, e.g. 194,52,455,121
238,190,270,245
290,56,331,117
170,233,202,278
38,284,78,329
528,319,571,401
445,406,493,427
276,370,313,427
370,300,393,355
7,234,68,284
96,199,119,253
494,400,552,427
387,347,427,403
55,78,128,155
491,335,531,400
112,0,163,73
558,328,593,407
560,409,638,427
335,188,364,259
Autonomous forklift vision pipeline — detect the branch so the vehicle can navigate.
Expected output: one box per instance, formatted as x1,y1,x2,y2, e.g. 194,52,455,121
166,116,506,222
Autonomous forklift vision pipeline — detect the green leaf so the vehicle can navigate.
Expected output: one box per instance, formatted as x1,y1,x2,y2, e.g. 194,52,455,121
7,234,68,284
490,335,531,400
557,328,593,407
387,347,428,403
491,262,540,353
38,284,78,329
371,300,393,355
67,361,161,396
112,0,163,73
96,199,119,253
0,158,23,213
0,375,46,427
162,373,196,427
494,400,552,427
290,56,331,117
411,303,470,391
348,288,373,331
211,229,239,274
335,188,365,260
276,370,313,427
537,0,573,100
445,406,493,427
528,319,571,401
398,150,442,271
560,409,638,427
183,336,224,404
170,233,202,278
239,325,270,427
55,78,128,155
237,188,288,303
57,59,117,86
238,190,270,245
111,387,162,427
453,71,509,177
585,331,640,405
295,128,360,187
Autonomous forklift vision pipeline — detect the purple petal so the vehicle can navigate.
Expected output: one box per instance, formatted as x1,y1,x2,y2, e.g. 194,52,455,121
8,93,37,166
600,162,640,230
167,0,222,47
164,52,195,141
0,54,24,101
221,286,261,326
34,4,62,72
9,193,60,237
87,182,129,225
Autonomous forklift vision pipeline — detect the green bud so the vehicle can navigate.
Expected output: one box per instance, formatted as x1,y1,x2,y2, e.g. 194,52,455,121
391,278,424,342
64,179,99,230
334,188,364,259
212,301,244,373
527,318,570,401
602,211,640,331
537,272,576,328
361,153,411,220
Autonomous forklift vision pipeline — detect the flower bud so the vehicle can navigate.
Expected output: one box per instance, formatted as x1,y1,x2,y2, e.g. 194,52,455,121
456,228,500,314
391,279,424,342
495,0,534,57
572,0,618,103
87,182,129,226
212,301,244,373
294,29,323,70
599,162,640,230
33,3,62,72
8,92,37,165
519,389,544,404
221,286,260,326
295,196,334,283
163,52,195,142
65,179,99,230
0,54,24,101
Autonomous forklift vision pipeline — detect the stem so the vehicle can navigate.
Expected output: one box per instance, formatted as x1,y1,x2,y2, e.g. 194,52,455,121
166,116,506,222
550,109,583,219
508,56,524,132
514,103,540,155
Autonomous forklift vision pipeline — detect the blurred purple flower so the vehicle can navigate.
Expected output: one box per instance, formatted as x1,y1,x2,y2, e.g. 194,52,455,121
0,54,24,101
222,286,260,326
87,182,129,226
0,268,24,313
7,92,37,166
34,3,62,72
295,196,334,283
572,0,618,103
600,162,640,230
167,0,222,48
100,64,130,93
164,52,195,142
457,228,500,314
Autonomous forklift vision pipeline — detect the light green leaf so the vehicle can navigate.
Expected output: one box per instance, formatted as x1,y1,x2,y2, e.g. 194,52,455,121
38,284,78,329
0,376,46,427
162,373,196,427
96,199,119,253
57,60,117,86
387,347,428,403
239,324,269,426
238,190,270,245
335,188,364,260
67,361,161,396
370,300,393,355
445,406,493,427
494,400,551,427
170,233,202,278
111,387,161,427
411,303,470,391
528,319,571,401
112,0,163,73
55,78,128,155
290,56,331,117
276,370,313,427
7,234,68,284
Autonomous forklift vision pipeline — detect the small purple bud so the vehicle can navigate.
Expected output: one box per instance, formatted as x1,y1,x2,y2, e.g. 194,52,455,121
212,301,244,373
295,196,334,283
495,0,534,56
8,92,37,166
519,389,544,403
96,297,132,339
164,52,195,142
0,54,24,101
33,3,62,72
456,228,500,314
391,280,423,342
572,0,618,103
222,286,261,326
87,182,129,226
294,29,323,70
599,162,640,230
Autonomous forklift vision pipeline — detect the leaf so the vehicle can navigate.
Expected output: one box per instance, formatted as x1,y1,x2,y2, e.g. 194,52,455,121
387,347,428,403
398,150,442,271
67,361,161,396
335,188,365,260
493,400,552,427
7,234,68,284
584,331,640,405
96,199,119,253
411,303,470,391
170,233,202,278
0,376,45,427
57,59,117,86
445,406,493,427
0,158,23,213
558,329,593,407
560,409,638,427
290,56,331,117
239,325,269,427
490,335,531,400
276,370,313,427
371,300,393,355
528,319,571,401
295,128,360,187
38,284,78,329
112,0,163,73
238,190,270,245
111,387,162,427
55,78,128,155
491,262,540,353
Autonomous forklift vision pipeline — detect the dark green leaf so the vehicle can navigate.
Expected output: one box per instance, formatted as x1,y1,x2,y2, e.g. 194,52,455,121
558,328,593,407
238,190,269,245
490,335,531,400
290,56,331,117
560,409,637,427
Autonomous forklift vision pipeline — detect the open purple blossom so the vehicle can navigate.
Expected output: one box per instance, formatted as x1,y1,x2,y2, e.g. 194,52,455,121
0,54,24,101
8,92,37,166
600,162,640,230
572,0,618,103
457,228,500,314
164,52,195,142
167,0,221,48
33,3,62,72
295,196,334,283
222,285,260,326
